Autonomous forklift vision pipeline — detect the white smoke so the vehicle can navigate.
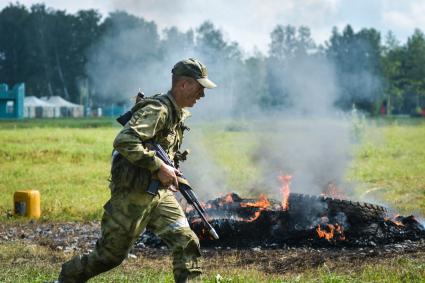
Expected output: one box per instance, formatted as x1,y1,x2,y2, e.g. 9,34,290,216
85,14,367,202
247,53,355,198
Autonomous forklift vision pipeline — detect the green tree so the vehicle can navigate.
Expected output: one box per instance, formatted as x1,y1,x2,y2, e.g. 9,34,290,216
195,21,241,61
194,21,244,117
269,25,314,60
327,25,383,112
265,25,316,109
231,51,269,117
381,31,404,114
0,4,30,87
71,10,102,104
87,11,162,104
24,4,57,97
402,29,425,113
161,26,195,64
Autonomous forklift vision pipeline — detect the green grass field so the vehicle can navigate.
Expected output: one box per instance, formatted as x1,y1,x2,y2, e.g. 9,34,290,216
1,117,424,220
0,123,117,221
349,119,425,215
0,117,424,282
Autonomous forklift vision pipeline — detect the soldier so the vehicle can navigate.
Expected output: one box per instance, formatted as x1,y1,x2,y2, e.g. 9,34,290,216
55,58,216,283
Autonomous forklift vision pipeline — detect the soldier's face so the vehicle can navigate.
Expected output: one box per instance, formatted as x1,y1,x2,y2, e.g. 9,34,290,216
182,79,205,108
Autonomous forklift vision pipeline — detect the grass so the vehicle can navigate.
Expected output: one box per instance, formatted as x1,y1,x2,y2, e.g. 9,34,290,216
0,126,117,220
349,119,425,215
1,117,425,218
0,242,424,283
0,117,118,129
199,129,261,191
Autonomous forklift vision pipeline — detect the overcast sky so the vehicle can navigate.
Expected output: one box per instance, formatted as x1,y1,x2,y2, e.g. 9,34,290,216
2,0,425,53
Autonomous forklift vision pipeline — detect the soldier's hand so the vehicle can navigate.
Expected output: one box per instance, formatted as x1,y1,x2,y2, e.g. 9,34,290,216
157,162,179,191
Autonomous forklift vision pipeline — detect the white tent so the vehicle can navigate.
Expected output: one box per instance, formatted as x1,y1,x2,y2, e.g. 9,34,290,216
41,96,84,117
24,96,58,118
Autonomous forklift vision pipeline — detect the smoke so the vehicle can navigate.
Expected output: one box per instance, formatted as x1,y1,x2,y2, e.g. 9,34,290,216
181,130,229,201
250,117,353,199
85,13,375,202
226,53,356,199
418,217,425,228
279,54,339,116
85,14,242,201
107,0,340,53
86,15,182,104
181,52,358,200
86,15,237,118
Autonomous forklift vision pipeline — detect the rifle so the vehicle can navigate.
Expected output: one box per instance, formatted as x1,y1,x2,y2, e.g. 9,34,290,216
147,142,219,240
116,90,144,126
115,110,219,240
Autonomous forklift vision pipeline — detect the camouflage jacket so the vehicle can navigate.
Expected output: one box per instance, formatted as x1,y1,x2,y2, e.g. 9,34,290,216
111,92,190,190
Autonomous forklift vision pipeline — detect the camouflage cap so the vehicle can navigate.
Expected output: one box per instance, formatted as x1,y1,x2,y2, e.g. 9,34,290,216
172,58,217,89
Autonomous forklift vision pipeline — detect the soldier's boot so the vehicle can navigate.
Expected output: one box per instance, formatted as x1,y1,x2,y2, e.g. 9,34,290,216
148,190,203,283
58,195,148,283
169,228,202,283
58,250,126,283
173,270,202,283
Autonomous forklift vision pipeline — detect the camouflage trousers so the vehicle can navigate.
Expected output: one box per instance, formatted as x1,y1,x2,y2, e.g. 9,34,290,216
58,184,201,283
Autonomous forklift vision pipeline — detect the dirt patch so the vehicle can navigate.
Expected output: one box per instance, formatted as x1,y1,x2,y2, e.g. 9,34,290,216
1,221,424,275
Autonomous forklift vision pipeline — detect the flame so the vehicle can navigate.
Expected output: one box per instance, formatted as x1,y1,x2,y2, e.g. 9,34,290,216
214,193,235,206
321,182,346,199
241,194,270,208
223,193,234,203
385,214,405,227
316,223,345,241
195,226,210,240
241,194,270,222
278,175,292,211
186,201,212,213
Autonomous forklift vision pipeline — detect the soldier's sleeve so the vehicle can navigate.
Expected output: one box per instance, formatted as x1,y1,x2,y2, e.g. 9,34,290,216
113,102,167,172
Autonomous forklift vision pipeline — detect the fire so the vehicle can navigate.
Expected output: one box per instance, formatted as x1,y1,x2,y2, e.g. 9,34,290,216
316,223,345,241
321,182,346,199
384,214,405,227
223,193,234,203
196,226,210,240
214,193,235,206
392,215,404,226
278,175,292,211
241,194,270,222
203,203,213,210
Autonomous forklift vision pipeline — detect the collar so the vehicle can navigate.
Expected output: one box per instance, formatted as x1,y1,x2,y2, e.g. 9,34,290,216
166,91,191,122
166,91,181,112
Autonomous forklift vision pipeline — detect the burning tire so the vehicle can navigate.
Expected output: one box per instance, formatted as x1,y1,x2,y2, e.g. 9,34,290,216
182,192,424,248
288,193,387,227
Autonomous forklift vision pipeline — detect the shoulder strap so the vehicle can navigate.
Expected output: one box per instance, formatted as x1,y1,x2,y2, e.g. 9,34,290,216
154,94,178,126
125,93,178,132
131,96,161,113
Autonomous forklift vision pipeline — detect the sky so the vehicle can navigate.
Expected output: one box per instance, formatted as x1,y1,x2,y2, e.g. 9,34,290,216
1,0,425,53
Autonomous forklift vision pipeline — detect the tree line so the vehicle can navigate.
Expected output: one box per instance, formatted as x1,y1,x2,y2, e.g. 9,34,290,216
1,3,425,115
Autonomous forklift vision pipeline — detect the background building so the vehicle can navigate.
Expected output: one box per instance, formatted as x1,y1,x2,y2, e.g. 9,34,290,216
24,96,58,118
0,83,24,119
41,96,84,117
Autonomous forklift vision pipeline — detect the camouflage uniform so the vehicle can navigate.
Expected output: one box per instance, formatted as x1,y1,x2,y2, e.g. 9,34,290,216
59,92,201,283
